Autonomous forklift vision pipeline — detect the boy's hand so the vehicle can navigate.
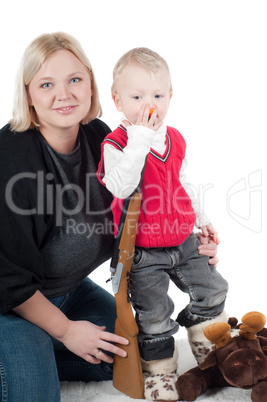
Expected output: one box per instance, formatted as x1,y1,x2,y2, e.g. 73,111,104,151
136,104,163,131
122,119,132,127
200,224,220,245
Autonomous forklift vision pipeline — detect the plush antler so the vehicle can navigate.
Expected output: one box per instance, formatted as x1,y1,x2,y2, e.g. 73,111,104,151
239,311,266,340
204,322,232,348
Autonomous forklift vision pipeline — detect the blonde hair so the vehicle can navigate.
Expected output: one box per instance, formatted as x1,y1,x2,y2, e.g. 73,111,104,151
111,47,173,94
10,32,102,132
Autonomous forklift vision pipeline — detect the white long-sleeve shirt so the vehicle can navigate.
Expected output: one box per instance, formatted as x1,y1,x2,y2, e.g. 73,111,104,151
102,122,210,228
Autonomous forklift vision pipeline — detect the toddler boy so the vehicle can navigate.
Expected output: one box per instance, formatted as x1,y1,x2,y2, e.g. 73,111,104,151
97,47,228,401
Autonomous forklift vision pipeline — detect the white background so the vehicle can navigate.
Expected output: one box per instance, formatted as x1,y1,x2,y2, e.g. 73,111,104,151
1,0,266,322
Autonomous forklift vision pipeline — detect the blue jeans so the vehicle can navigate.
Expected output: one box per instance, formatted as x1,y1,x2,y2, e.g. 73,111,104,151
0,278,116,402
130,232,228,361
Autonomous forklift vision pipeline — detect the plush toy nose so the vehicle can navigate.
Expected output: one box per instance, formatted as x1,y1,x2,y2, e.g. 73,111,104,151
221,349,267,388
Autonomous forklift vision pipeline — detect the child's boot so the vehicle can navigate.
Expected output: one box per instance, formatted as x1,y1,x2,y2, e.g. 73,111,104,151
187,311,228,364
141,347,180,401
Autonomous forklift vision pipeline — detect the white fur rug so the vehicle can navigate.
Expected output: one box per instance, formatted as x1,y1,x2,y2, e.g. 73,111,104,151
60,330,252,401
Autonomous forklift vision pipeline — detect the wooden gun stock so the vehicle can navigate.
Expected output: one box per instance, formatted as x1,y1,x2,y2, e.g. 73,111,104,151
111,192,144,399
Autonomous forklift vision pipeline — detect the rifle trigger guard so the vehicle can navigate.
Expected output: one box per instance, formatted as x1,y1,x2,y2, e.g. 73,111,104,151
111,262,123,295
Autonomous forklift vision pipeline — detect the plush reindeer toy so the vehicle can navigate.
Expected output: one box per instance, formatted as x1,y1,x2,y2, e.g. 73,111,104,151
176,312,267,402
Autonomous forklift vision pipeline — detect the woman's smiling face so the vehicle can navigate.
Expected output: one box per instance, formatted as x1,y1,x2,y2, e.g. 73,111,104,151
28,49,92,137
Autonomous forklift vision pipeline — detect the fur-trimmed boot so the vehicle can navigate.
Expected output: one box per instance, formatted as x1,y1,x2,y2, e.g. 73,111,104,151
141,348,180,401
187,311,228,364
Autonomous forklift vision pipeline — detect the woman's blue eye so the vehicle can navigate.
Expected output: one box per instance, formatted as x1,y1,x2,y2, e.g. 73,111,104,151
41,83,52,88
71,78,81,84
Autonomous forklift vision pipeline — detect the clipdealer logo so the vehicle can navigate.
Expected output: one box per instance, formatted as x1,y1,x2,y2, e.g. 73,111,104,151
4,171,111,226
5,169,263,234
226,170,262,233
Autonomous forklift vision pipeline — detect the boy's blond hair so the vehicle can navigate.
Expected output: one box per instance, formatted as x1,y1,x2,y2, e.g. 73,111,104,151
111,47,173,94
10,32,102,132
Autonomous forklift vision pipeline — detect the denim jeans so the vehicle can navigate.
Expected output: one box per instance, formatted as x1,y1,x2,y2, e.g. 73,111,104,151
130,232,228,361
0,277,116,402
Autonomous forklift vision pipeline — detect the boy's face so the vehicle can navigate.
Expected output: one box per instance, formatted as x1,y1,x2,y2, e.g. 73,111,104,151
113,63,172,125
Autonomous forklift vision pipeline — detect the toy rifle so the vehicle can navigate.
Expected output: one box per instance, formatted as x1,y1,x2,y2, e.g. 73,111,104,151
109,190,144,399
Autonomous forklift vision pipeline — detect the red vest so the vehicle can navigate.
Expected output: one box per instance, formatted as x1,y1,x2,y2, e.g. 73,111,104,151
98,125,196,248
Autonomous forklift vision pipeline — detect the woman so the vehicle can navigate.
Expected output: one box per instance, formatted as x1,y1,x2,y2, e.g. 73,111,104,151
0,32,219,402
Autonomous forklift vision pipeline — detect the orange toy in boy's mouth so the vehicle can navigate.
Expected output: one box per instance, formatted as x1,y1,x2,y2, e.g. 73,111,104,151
148,108,154,119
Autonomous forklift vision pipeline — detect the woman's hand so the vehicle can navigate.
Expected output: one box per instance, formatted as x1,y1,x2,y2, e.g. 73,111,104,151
60,320,129,364
13,291,129,365
197,230,219,268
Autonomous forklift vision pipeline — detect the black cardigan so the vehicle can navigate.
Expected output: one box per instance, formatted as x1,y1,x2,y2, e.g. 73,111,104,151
0,119,114,313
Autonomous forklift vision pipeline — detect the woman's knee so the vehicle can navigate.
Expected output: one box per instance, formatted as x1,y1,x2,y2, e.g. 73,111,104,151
0,313,60,401
62,278,117,333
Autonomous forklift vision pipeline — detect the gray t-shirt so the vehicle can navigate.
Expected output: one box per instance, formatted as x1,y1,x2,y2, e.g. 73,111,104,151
40,128,113,297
